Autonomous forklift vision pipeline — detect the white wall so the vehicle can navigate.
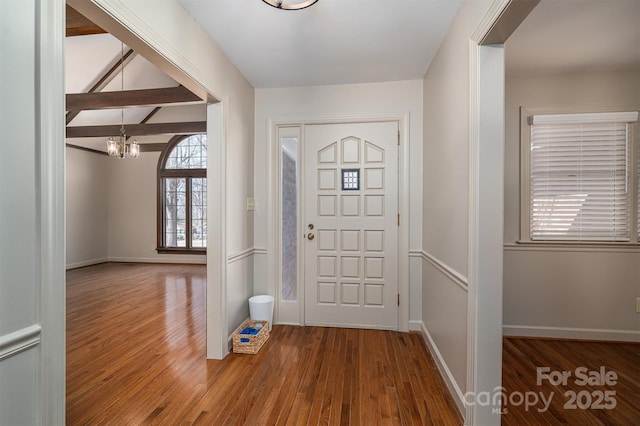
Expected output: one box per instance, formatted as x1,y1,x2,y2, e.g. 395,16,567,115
254,80,424,324
421,0,496,414
66,148,109,268
1,4,40,423
504,70,640,341
0,0,65,423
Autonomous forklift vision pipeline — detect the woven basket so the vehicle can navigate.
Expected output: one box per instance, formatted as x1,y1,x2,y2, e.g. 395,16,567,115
232,319,270,354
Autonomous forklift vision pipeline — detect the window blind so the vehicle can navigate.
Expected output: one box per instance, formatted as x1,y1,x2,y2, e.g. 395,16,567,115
530,112,638,241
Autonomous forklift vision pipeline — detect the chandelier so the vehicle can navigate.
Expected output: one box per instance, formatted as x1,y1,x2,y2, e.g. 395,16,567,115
107,42,140,159
261,0,319,10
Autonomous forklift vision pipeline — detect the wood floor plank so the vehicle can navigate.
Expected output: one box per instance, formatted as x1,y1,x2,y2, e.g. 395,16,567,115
308,327,336,425
66,263,462,425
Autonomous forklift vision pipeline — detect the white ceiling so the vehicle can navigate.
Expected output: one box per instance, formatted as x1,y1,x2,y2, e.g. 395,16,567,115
178,0,463,88
506,0,640,75
178,0,640,86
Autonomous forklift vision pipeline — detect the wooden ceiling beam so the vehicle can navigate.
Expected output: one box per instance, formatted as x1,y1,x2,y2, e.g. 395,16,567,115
66,86,203,111
139,143,167,152
66,121,207,138
66,142,166,154
66,5,107,37
65,143,108,156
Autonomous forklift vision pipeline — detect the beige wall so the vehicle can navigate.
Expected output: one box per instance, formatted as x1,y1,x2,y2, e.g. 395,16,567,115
65,148,207,266
421,0,495,412
106,152,207,263
66,148,109,268
504,70,640,341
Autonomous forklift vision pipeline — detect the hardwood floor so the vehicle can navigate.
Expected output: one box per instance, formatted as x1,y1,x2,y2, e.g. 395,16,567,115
66,263,463,425
69,263,640,425
502,337,640,425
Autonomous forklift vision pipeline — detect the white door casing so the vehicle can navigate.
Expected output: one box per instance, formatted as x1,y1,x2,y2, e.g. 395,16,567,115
304,122,399,329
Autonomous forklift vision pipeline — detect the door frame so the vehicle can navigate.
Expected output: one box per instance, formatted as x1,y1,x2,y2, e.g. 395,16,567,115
266,113,410,331
466,0,538,423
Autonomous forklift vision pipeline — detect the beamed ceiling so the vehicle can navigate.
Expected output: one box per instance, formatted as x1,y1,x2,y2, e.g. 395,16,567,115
65,5,206,155
67,0,639,156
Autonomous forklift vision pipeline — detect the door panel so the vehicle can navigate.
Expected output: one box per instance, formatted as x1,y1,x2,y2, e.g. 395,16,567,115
304,122,398,329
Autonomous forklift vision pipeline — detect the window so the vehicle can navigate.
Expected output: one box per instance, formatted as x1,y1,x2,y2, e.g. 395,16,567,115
281,136,298,301
522,111,638,242
157,135,207,253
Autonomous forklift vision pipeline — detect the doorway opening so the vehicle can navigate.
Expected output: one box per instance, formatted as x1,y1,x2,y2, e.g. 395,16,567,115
64,2,227,363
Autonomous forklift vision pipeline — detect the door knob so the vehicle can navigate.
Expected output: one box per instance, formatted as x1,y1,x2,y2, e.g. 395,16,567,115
307,233,315,240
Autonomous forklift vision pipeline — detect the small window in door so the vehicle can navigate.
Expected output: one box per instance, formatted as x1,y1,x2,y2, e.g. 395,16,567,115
341,168,360,190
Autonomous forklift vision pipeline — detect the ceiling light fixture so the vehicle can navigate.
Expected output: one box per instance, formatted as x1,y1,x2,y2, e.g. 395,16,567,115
107,42,140,159
261,0,319,10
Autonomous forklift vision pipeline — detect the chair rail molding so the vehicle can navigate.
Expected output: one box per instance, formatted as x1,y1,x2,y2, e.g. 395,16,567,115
421,250,469,292
227,247,256,264
0,325,42,361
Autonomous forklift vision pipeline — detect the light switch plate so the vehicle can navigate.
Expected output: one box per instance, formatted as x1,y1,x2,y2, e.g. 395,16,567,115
636,298,640,313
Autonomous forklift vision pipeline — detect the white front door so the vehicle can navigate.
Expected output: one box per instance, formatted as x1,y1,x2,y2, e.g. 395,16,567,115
303,122,399,329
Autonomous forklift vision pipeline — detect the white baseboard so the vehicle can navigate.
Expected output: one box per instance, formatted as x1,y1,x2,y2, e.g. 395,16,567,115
408,320,422,332
66,258,108,270
67,257,207,270
107,257,206,265
503,325,640,343
418,322,466,417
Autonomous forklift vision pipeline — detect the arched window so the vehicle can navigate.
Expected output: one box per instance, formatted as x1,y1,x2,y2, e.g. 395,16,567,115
157,135,207,253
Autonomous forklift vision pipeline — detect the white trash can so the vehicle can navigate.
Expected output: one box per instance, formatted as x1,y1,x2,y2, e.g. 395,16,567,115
249,295,274,331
